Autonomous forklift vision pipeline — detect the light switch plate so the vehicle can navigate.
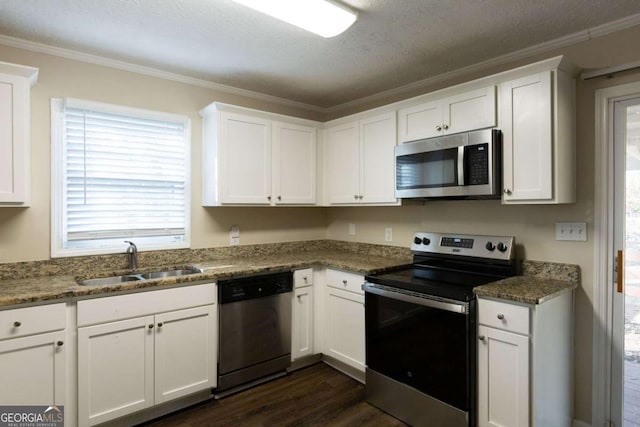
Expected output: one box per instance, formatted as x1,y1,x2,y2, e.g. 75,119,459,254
385,228,393,242
348,223,356,235
555,222,587,241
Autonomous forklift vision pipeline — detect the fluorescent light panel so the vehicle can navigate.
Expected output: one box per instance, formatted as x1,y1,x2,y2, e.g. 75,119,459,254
232,0,357,38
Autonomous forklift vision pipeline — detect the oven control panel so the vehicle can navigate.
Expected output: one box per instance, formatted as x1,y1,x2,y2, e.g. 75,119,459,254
411,232,514,260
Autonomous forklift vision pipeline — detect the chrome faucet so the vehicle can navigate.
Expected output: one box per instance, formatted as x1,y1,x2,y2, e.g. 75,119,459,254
124,241,138,270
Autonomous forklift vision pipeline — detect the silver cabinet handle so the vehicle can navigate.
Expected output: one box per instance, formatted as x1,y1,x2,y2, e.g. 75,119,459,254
277,196,282,201
148,324,154,329
497,314,505,320
435,125,442,131
157,322,163,328
479,335,486,341
303,276,308,282
342,280,348,286
267,196,272,201
443,124,449,130
57,340,64,347
503,189,512,195
13,321,21,327
297,295,302,300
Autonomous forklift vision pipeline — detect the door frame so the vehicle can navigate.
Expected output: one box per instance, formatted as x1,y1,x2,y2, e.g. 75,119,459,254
593,81,640,426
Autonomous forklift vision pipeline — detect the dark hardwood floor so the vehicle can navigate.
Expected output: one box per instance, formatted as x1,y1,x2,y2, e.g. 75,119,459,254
139,362,406,426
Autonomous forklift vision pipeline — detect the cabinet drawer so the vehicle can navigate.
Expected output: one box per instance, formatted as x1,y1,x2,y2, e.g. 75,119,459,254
78,283,216,326
0,303,66,340
478,298,530,335
293,268,313,288
326,269,364,295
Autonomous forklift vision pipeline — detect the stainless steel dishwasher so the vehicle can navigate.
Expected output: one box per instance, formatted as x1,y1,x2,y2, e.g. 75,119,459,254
217,271,293,394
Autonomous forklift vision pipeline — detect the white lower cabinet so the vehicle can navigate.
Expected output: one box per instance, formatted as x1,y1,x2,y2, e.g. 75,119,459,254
292,268,314,360
323,270,365,372
0,303,66,407
477,292,573,427
77,284,217,426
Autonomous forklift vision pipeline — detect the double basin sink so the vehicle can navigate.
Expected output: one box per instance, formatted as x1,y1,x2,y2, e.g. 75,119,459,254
79,267,202,286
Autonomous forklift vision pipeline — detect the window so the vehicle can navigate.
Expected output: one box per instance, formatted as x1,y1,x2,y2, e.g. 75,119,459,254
51,98,190,257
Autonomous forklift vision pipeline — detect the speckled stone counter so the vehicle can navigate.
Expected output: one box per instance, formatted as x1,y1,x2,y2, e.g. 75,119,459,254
0,241,412,308
475,260,580,305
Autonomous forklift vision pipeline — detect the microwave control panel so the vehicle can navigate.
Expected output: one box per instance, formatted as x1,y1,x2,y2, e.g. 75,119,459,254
466,143,489,185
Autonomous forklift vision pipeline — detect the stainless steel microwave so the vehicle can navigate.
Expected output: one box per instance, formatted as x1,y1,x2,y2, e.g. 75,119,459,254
395,128,501,199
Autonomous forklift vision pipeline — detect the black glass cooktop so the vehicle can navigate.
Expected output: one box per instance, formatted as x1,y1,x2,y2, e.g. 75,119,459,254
365,258,515,302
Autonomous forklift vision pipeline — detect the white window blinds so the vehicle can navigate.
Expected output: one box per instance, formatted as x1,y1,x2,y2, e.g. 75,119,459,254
51,98,190,256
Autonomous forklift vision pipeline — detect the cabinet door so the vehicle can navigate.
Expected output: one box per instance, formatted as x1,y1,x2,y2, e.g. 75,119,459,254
154,305,217,404
272,121,317,204
500,72,553,202
478,325,530,427
326,121,361,204
292,286,314,360
218,112,272,204
0,73,29,204
360,112,397,204
0,331,65,406
397,100,443,142
78,316,155,426
444,86,496,134
324,287,365,371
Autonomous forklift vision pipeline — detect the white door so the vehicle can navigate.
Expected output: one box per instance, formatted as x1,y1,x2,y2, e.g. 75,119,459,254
360,112,397,204
292,286,314,360
397,100,443,142
500,72,553,202
154,305,217,403
612,95,640,427
326,121,360,204
78,316,155,426
0,331,66,405
445,86,496,135
477,325,530,427
272,121,317,204
324,286,365,371
218,112,271,204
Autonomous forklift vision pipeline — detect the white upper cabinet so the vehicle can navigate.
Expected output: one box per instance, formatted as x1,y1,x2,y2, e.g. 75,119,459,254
0,61,38,206
398,86,496,142
500,64,576,204
201,102,319,206
325,111,399,205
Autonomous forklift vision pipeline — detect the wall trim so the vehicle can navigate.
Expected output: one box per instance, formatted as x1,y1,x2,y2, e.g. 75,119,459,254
0,14,639,117
593,81,640,427
0,34,327,115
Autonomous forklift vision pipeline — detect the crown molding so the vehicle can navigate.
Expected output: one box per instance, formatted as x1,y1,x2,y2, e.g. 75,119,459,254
0,34,327,114
326,13,640,115
1,12,639,117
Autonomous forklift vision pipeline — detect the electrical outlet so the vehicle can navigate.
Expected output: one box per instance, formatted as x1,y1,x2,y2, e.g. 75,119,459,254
555,222,587,241
385,228,393,242
230,225,240,246
348,223,356,235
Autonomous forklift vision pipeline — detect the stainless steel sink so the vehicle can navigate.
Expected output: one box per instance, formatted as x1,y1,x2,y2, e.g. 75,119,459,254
80,274,145,286
78,267,201,286
141,269,200,280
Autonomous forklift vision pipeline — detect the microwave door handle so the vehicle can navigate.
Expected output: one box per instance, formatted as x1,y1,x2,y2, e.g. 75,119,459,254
457,146,465,185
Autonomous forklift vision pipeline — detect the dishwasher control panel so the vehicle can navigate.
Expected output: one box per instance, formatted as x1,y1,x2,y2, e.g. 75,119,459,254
218,271,293,304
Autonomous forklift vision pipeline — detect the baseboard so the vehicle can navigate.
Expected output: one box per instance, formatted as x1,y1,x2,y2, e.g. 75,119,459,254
573,419,591,427
288,354,322,372
321,355,365,383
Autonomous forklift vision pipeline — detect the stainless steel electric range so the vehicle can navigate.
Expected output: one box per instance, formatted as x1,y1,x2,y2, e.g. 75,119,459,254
363,232,516,427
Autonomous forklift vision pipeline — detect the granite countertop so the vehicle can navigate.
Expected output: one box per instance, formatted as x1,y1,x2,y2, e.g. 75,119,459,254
0,249,412,307
0,241,581,308
474,260,580,305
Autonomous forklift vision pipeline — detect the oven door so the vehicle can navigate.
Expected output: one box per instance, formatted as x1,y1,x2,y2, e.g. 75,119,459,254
364,283,475,414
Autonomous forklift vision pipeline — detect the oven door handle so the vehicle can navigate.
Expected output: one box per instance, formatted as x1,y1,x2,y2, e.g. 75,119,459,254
363,282,468,315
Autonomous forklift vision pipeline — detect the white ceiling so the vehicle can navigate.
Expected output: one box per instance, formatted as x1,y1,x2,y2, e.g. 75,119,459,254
1,0,640,110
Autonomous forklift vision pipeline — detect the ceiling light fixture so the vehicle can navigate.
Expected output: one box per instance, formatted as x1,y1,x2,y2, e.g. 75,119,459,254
232,0,357,38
